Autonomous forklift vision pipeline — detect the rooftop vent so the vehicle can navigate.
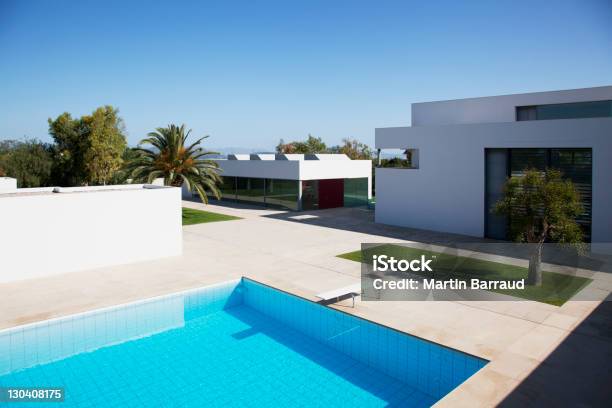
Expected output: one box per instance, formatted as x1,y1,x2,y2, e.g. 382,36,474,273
304,154,350,160
249,153,276,160
227,154,250,160
275,154,304,161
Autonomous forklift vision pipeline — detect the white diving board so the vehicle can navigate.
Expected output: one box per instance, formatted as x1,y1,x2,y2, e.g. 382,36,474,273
315,283,361,307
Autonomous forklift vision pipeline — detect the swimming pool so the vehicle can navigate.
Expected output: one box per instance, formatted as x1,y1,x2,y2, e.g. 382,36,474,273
0,278,486,407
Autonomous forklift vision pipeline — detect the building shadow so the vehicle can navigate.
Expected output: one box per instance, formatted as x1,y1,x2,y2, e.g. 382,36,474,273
499,298,612,407
262,207,612,273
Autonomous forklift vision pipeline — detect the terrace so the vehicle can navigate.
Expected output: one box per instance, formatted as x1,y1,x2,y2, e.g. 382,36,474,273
0,200,610,406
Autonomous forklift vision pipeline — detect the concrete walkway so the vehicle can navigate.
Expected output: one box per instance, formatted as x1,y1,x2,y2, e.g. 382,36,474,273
0,201,610,407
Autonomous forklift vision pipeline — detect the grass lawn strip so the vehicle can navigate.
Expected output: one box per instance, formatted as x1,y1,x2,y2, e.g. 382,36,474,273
182,207,242,225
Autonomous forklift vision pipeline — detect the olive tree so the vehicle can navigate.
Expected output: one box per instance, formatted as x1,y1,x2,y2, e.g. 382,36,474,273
494,168,584,286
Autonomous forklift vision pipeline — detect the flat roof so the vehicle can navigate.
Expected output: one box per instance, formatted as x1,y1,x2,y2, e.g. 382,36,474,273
227,153,351,161
413,85,612,106
0,184,172,198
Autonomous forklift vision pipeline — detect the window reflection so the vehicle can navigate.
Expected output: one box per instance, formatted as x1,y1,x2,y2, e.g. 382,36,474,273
516,100,612,121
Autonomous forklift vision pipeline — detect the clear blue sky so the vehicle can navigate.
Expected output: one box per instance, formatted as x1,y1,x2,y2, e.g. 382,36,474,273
1,0,610,149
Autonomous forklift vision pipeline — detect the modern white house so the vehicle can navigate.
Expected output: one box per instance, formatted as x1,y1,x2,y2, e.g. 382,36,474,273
187,153,372,211
375,86,612,250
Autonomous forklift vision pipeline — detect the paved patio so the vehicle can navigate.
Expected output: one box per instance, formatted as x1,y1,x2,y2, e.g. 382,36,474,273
1,201,610,407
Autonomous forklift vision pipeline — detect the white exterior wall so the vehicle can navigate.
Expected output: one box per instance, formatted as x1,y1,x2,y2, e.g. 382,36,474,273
299,160,370,181
375,117,612,244
0,177,17,192
412,86,612,126
0,185,182,283
218,160,301,180
300,160,372,199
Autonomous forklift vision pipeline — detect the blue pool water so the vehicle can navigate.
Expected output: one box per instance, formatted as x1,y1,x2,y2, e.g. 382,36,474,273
0,279,486,407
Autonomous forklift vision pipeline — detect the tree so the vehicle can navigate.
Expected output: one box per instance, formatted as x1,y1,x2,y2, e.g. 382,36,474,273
107,147,143,185
48,112,88,186
0,139,54,187
295,134,327,154
127,124,221,203
276,134,327,154
48,106,127,186
83,106,127,185
329,138,372,160
275,138,293,153
494,168,584,286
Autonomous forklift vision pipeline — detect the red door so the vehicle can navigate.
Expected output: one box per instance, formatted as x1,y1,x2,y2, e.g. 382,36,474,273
318,179,344,209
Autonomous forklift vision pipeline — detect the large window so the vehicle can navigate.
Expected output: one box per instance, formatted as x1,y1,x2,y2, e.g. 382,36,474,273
265,179,299,211
485,148,592,241
516,100,612,121
215,177,299,210
510,149,592,240
211,176,357,211
549,149,592,237
218,176,236,200
344,178,368,207
236,177,265,204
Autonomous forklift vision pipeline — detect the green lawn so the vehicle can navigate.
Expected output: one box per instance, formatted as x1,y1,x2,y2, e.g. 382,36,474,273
182,207,242,225
337,244,591,306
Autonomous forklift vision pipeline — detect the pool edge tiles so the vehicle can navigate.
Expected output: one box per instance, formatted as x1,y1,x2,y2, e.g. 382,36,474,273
0,279,242,376
240,278,488,401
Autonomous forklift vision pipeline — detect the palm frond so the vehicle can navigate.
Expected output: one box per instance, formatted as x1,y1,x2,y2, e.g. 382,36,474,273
125,123,221,202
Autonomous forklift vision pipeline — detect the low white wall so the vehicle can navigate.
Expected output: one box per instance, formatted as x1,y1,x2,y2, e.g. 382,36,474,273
375,117,612,245
0,177,17,192
0,185,182,283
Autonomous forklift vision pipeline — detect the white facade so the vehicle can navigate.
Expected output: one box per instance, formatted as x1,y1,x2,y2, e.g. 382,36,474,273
0,177,17,192
218,153,371,185
375,86,612,248
192,154,373,209
0,184,182,283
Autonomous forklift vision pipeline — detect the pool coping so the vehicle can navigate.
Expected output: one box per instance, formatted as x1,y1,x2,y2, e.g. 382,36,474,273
0,279,241,336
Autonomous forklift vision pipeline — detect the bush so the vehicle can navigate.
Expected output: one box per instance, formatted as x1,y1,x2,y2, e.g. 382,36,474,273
0,139,54,187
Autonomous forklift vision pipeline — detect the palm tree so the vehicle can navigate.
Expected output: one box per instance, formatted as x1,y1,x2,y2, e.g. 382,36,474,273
128,124,221,203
